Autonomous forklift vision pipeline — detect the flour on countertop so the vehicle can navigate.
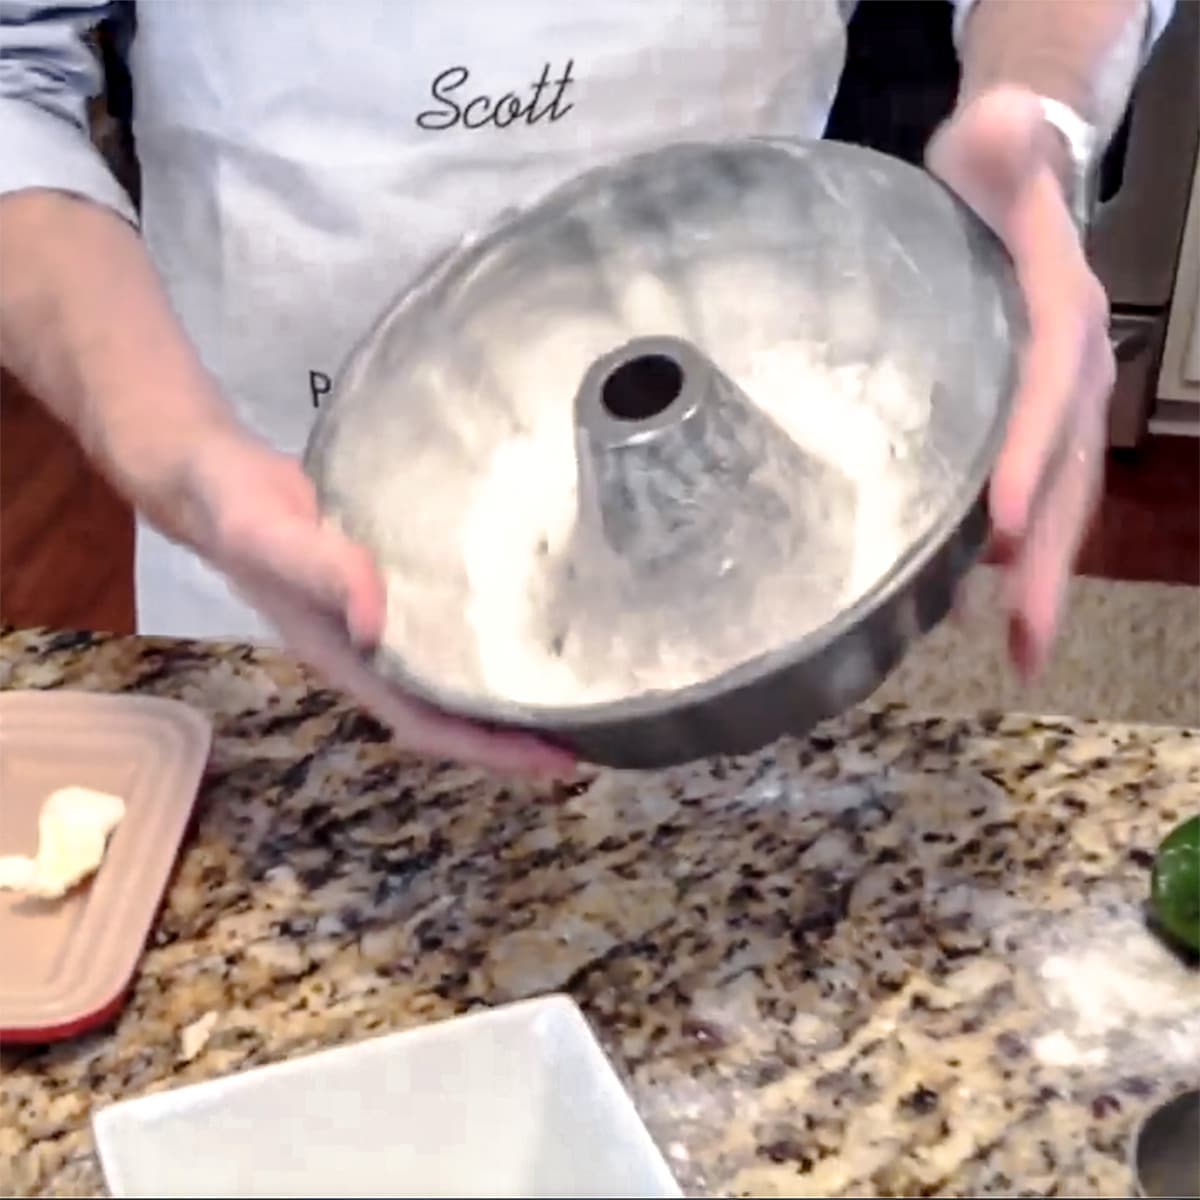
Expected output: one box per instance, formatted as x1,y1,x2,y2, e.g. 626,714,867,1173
1029,908,1200,1071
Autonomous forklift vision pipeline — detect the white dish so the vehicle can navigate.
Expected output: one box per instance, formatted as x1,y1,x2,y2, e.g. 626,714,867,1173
93,994,681,1198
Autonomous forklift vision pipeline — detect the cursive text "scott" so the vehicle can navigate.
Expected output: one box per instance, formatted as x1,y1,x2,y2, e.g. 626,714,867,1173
416,60,576,131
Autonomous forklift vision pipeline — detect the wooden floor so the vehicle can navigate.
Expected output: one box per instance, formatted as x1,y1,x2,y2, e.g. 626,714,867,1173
1,370,1197,637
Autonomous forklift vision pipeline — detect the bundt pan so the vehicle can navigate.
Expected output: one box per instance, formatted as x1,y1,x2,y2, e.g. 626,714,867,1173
304,139,1024,769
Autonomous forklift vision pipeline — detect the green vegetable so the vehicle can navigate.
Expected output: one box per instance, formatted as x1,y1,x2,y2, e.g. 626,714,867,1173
1150,815,1200,955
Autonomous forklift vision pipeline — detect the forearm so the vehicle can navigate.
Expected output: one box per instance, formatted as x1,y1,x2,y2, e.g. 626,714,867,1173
958,0,1149,141
0,190,237,513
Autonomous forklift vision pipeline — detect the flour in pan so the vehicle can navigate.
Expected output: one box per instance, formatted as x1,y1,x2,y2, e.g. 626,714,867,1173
440,339,936,707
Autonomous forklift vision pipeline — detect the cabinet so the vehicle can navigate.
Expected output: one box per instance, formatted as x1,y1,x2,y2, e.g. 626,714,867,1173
1151,151,1200,432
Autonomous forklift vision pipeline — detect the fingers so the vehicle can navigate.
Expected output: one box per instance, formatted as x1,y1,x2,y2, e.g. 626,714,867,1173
1004,414,1104,680
377,698,577,778
989,229,1103,546
218,505,387,649
335,645,578,778
990,310,1084,543
990,277,1112,678
326,533,386,650
189,437,385,647
243,574,576,778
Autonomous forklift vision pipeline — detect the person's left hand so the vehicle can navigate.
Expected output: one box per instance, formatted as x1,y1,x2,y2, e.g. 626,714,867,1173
927,86,1114,679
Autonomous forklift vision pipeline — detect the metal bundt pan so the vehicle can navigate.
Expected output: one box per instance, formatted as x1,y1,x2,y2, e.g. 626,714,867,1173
305,139,1024,769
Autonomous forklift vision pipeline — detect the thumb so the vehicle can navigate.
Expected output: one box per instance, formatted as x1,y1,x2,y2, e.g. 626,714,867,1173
231,513,386,649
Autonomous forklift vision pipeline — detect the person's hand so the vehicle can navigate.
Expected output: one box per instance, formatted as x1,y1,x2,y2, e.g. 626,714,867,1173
927,86,1113,678
159,418,575,777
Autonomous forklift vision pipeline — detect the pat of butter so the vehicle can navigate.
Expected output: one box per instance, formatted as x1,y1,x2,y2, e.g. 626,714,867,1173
0,786,126,900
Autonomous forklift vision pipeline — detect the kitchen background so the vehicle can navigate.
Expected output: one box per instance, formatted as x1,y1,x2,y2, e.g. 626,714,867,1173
3,8,1199,1196
1,0,1197,717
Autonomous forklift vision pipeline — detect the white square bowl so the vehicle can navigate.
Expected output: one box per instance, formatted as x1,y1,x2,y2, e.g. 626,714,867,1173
93,994,681,1198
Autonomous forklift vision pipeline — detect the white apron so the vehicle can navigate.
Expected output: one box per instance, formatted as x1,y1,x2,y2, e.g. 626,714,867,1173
128,0,849,640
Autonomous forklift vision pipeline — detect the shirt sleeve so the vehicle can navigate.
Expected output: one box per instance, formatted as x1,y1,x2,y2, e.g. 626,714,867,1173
948,0,1177,60
0,0,137,225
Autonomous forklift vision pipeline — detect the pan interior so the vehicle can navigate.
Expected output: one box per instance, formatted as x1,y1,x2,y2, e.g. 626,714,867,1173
305,140,1020,712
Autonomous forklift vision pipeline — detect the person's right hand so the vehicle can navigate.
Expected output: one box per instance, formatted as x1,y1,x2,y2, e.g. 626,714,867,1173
159,420,576,777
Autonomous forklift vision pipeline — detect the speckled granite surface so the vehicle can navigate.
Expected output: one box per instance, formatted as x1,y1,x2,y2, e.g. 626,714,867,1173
1,624,1198,1198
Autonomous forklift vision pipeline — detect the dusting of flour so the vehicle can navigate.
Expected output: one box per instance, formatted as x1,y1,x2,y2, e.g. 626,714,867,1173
1028,907,1200,1073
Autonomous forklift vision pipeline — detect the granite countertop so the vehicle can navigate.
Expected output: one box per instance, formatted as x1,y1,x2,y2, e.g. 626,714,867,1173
1,627,1198,1198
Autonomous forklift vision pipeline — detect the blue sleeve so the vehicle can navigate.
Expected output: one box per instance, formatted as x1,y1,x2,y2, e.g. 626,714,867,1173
949,0,1178,57
0,0,137,223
